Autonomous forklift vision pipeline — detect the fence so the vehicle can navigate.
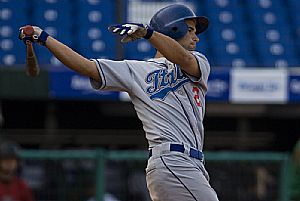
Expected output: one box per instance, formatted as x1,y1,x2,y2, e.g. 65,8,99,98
20,150,290,201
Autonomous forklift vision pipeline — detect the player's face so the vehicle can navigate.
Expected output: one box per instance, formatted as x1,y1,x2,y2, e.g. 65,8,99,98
0,158,18,182
177,19,199,51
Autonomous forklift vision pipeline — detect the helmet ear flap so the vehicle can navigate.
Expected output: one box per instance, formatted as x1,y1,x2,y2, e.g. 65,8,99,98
165,21,188,40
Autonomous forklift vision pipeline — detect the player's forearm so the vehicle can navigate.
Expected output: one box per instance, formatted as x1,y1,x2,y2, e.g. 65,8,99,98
149,32,195,68
45,36,100,81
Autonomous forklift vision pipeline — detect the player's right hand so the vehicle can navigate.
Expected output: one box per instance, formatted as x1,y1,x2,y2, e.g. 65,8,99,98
108,23,153,43
19,25,49,46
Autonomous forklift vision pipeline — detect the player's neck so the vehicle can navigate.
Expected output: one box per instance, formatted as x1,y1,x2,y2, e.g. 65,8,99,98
154,51,164,58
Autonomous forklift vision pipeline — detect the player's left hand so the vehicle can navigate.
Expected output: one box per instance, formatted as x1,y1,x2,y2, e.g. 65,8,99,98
108,23,153,43
19,26,49,46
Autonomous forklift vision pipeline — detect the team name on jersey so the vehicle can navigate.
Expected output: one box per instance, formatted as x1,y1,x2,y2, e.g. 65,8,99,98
145,67,189,100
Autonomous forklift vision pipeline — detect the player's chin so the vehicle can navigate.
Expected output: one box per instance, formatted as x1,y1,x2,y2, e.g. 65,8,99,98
188,46,196,51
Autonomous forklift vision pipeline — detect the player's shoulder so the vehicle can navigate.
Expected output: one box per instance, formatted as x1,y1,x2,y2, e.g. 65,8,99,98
146,57,169,68
124,59,148,64
146,57,166,63
190,51,209,62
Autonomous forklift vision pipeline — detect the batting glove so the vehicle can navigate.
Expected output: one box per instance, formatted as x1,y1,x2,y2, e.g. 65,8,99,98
108,23,153,43
19,26,49,46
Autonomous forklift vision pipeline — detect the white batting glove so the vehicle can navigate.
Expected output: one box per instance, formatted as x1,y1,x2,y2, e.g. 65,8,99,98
108,23,153,43
19,25,49,46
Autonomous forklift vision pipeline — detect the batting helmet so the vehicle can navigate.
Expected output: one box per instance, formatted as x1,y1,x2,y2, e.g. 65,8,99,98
0,141,20,159
150,4,209,40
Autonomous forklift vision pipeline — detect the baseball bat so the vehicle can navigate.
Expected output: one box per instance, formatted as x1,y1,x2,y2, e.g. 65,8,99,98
23,25,40,77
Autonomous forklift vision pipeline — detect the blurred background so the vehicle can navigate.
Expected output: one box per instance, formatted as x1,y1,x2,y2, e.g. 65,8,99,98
1,0,300,201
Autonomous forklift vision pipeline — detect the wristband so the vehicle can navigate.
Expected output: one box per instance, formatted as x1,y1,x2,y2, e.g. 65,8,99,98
39,31,49,45
143,26,154,39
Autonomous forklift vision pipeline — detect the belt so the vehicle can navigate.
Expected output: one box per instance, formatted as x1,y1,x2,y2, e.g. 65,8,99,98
148,143,204,161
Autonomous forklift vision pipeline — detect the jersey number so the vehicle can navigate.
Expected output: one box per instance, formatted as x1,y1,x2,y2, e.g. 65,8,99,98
193,87,202,107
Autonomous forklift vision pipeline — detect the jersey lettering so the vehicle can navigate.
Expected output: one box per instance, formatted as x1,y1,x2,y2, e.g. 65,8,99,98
146,67,188,100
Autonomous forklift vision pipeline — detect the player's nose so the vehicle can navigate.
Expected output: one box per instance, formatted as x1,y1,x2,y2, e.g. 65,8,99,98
193,34,199,43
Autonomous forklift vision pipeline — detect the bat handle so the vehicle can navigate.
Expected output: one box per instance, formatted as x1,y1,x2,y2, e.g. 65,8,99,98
26,41,40,76
26,41,34,57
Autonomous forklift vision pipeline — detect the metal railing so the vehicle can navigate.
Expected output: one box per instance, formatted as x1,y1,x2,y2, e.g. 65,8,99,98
20,150,290,201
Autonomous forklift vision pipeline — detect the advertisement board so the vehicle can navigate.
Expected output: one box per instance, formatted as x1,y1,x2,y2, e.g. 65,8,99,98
49,70,119,100
288,73,300,102
207,69,230,101
230,69,288,103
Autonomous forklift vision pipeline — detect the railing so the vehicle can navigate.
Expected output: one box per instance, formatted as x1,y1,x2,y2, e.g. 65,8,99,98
20,150,290,201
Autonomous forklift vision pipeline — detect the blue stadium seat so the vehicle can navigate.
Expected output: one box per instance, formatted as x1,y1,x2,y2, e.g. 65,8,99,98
204,0,240,8
75,0,117,59
246,0,283,12
1,0,299,68
77,0,116,26
203,0,256,67
255,39,299,67
31,0,72,39
196,32,209,57
245,0,299,67
76,27,116,59
287,0,300,65
28,0,73,66
123,41,156,61
209,39,257,67
0,0,29,66
0,40,26,66
287,0,300,19
32,0,70,7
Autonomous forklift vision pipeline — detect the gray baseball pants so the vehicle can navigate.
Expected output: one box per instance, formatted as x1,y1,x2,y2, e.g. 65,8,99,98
146,143,219,201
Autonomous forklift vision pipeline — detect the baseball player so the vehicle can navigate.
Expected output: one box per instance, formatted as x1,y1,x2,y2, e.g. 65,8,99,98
19,4,219,201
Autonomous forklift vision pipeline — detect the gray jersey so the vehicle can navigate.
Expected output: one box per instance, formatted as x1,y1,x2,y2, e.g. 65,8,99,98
90,51,210,150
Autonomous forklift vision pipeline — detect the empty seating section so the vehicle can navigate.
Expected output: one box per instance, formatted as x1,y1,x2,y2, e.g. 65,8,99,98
75,0,116,59
245,0,299,67
286,0,300,60
0,0,28,66
30,0,72,66
0,0,300,68
204,0,257,67
0,0,116,68
123,0,163,60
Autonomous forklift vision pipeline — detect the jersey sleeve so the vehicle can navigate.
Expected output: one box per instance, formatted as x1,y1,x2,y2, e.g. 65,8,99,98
89,59,133,92
186,51,210,84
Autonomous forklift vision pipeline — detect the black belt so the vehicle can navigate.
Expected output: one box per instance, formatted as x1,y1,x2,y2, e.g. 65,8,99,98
148,144,204,161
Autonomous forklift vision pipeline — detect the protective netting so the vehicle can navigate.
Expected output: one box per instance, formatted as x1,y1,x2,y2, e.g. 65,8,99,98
21,159,97,201
207,161,281,201
19,151,288,201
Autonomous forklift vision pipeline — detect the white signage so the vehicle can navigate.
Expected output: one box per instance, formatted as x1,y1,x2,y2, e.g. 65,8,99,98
230,69,288,103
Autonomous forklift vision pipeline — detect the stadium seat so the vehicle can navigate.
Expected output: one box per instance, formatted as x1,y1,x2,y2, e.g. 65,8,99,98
0,0,29,66
31,0,73,42
203,0,257,67
245,0,299,67
75,0,117,59
196,33,209,58
123,41,156,61
286,0,300,65
1,0,300,68
28,0,73,66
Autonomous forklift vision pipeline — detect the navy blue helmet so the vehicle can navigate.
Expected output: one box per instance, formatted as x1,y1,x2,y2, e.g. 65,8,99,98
150,4,209,40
